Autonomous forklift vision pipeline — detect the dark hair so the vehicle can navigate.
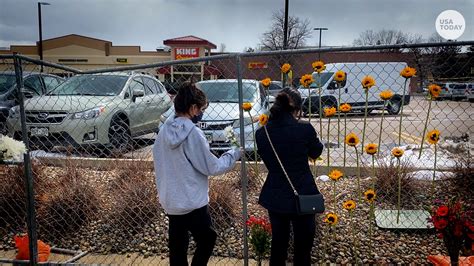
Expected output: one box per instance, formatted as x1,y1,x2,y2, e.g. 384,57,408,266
269,87,302,119
174,83,207,114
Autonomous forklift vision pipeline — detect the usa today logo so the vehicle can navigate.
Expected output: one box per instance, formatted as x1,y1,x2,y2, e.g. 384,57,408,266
436,10,465,40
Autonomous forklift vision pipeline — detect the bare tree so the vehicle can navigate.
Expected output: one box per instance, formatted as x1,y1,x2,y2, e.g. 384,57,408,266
353,29,408,46
260,10,312,50
219,43,226,53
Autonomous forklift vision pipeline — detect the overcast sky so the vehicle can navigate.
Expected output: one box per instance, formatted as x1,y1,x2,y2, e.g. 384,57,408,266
0,0,473,52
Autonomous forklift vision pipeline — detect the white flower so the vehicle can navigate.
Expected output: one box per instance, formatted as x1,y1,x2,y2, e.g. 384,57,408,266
223,126,239,147
0,135,27,161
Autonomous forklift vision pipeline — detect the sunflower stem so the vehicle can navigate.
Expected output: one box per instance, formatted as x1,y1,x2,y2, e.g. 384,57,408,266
369,202,374,256
319,74,323,140
327,117,330,170
343,114,347,169
378,101,386,156
418,98,432,159
398,79,408,146
396,157,401,223
351,211,359,264
337,85,342,148
333,181,336,211
361,90,369,154
371,155,375,190
430,143,437,206
249,112,259,181
355,147,361,204
308,87,312,123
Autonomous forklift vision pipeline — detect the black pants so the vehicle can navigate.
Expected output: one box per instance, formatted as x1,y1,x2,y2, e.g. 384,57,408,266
268,211,316,266
168,205,217,266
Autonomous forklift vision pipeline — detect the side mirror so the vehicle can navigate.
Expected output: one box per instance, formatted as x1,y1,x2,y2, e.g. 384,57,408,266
132,89,144,102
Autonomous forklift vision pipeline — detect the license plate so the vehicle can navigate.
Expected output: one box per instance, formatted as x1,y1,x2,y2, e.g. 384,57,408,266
30,127,49,137
205,133,212,143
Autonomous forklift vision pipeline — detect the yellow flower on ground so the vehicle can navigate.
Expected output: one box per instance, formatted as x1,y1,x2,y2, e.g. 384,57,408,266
343,200,356,211
427,129,440,144
340,103,352,113
300,74,314,88
242,102,253,112
324,107,337,117
312,60,326,73
391,147,404,158
365,143,378,155
361,76,375,90
400,66,416,79
259,114,269,126
334,70,346,83
261,78,271,88
281,63,291,74
345,133,360,147
324,212,339,225
428,84,441,98
329,169,343,181
380,90,394,101
364,189,376,203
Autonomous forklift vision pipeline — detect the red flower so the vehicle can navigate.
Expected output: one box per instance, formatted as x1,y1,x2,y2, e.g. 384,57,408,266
437,233,444,239
468,233,474,240
454,223,463,237
437,205,449,216
434,218,448,230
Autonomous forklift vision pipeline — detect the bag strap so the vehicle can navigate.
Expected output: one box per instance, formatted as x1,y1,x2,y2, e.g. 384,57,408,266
263,126,299,196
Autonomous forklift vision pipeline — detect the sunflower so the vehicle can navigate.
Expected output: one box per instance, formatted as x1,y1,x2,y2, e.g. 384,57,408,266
380,90,394,101
329,169,343,181
391,147,404,158
400,67,416,79
334,70,346,83
364,143,378,155
345,133,360,147
428,84,441,98
324,106,337,117
261,78,271,88
242,102,253,111
312,60,326,73
427,129,440,144
361,76,375,90
300,74,314,88
281,63,291,74
259,114,269,126
324,212,338,225
340,103,352,113
343,200,356,211
364,189,376,203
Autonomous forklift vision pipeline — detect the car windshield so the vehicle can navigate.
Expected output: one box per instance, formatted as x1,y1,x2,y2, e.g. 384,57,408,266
0,74,16,94
309,72,334,88
48,75,128,96
196,81,257,103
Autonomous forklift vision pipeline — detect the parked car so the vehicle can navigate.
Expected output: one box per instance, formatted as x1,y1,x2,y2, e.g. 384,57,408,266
298,62,411,115
0,72,65,134
267,81,284,97
465,83,474,102
449,83,468,101
7,72,172,154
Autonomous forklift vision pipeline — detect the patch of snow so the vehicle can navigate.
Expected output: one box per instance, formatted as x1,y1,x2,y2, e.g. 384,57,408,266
316,175,330,182
407,170,453,181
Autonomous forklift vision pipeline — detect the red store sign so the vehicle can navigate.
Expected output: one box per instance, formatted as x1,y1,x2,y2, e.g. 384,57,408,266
175,48,200,60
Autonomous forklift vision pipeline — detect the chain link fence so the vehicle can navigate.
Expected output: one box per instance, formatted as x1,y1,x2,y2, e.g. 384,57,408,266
0,41,473,265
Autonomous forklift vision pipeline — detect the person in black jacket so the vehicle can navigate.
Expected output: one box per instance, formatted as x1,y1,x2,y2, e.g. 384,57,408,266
255,88,324,266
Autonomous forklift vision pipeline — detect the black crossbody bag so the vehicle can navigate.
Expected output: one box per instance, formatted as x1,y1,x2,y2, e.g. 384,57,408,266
264,126,325,215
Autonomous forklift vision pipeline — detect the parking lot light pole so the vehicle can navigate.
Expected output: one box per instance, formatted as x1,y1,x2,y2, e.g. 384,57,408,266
313,27,328,59
38,2,50,72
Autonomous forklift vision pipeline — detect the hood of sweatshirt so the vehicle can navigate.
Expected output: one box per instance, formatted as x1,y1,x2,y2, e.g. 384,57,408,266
161,115,196,149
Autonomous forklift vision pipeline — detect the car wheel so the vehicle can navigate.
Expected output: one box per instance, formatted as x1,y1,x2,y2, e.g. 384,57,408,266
108,118,131,155
388,98,402,115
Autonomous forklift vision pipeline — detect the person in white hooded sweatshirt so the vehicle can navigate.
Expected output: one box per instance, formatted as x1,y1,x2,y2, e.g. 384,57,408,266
153,83,240,266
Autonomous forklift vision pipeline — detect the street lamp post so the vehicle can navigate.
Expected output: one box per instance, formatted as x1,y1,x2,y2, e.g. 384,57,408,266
38,2,50,72
313,27,328,59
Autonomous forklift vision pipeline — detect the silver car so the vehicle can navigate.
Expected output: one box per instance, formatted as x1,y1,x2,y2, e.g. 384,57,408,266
8,72,172,154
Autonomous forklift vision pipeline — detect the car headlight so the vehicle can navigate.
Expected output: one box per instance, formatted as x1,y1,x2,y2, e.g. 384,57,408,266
8,106,20,119
232,116,259,128
72,107,105,120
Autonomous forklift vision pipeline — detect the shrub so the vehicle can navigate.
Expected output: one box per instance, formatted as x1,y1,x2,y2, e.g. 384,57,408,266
445,155,473,205
107,161,160,234
374,158,418,207
36,158,100,241
209,180,239,230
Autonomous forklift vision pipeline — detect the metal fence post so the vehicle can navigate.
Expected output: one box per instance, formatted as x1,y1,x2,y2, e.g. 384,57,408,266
13,55,38,265
236,54,249,266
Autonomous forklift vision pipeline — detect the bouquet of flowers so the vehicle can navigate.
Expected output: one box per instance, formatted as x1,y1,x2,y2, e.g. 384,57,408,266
223,126,239,147
430,198,474,264
246,216,271,265
0,135,27,162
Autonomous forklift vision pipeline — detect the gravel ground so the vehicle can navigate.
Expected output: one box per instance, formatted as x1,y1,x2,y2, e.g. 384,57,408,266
0,165,454,264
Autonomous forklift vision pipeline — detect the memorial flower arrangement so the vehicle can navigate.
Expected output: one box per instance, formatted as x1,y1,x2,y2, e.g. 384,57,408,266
0,135,27,162
246,216,272,266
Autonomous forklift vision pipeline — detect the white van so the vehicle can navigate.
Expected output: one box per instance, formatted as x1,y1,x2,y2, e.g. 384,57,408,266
298,62,411,115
